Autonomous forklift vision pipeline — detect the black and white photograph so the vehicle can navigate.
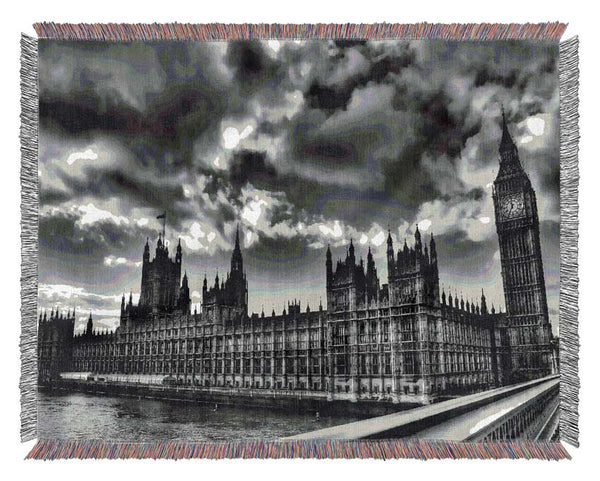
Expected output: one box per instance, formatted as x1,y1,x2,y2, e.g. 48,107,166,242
36,37,561,442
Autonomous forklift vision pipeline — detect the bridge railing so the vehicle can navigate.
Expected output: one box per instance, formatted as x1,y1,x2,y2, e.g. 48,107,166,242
284,375,560,441
462,379,560,442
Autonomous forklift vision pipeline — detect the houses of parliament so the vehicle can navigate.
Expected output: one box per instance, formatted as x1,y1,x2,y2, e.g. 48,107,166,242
37,115,559,404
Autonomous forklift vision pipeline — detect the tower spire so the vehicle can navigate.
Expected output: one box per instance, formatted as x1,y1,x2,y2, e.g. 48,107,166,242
481,288,488,314
230,223,244,276
499,105,517,154
326,244,333,288
414,224,422,253
86,310,93,336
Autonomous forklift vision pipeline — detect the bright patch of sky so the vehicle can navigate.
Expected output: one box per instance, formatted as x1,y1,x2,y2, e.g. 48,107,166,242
66,148,98,165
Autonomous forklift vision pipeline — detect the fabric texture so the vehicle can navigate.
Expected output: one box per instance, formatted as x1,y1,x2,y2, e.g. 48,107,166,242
21,23,579,459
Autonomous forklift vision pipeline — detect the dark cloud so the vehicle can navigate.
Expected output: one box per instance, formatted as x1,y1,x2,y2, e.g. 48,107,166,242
39,211,151,260
305,81,355,111
226,41,281,96
229,150,277,188
39,40,235,175
39,187,72,206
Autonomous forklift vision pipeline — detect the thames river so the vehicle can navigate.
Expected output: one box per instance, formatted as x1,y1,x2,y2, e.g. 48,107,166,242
37,391,363,441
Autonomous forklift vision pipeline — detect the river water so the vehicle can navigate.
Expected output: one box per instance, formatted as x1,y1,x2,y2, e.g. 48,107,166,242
37,391,363,441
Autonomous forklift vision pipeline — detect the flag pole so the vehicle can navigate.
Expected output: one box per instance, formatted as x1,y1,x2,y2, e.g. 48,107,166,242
157,211,167,241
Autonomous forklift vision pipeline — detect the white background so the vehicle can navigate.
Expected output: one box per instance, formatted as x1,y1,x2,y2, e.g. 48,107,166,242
0,1,598,478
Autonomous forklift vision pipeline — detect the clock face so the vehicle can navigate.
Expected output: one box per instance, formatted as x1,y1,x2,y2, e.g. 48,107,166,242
499,193,525,220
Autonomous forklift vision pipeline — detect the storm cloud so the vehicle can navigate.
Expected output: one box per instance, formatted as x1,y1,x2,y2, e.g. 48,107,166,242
37,39,560,333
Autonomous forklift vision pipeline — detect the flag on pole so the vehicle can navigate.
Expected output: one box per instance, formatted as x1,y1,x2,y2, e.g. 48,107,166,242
157,212,166,219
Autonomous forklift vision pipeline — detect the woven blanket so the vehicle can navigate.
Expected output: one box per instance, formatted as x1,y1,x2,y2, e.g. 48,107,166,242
20,22,579,460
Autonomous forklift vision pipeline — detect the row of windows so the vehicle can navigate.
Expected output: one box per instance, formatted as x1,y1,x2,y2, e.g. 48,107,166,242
502,231,534,260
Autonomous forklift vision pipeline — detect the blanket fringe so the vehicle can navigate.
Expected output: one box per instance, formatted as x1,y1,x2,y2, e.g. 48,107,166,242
20,34,39,442
25,440,571,460
33,22,567,41
558,36,579,447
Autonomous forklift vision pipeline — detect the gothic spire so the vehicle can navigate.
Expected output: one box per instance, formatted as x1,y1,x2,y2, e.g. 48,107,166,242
481,288,488,314
499,105,520,165
387,230,395,276
429,232,437,262
176,237,182,262
414,224,422,254
86,311,93,335
499,106,515,150
231,224,244,272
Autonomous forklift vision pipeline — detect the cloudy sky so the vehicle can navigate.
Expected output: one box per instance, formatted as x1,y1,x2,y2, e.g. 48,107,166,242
37,39,560,334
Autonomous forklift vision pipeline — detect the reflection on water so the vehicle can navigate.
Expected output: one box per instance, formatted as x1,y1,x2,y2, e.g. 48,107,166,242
37,391,362,441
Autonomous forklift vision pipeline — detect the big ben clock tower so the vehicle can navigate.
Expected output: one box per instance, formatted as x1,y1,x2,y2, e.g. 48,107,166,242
492,109,553,382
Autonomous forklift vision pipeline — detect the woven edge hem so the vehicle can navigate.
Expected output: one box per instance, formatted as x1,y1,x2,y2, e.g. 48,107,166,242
25,440,571,460
20,33,39,442
33,22,567,41
558,36,580,447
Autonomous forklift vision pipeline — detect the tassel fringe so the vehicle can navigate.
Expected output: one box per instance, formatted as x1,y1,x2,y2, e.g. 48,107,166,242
25,440,571,460
33,22,567,41
558,36,580,447
20,34,39,443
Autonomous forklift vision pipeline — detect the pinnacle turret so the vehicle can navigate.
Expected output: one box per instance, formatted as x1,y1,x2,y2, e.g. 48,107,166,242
414,224,422,253
429,232,437,262
481,288,488,314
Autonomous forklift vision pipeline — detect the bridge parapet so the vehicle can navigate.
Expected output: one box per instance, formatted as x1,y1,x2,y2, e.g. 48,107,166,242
284,375,560,441
415,377,559,441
